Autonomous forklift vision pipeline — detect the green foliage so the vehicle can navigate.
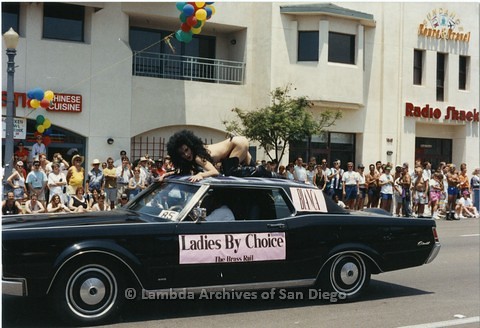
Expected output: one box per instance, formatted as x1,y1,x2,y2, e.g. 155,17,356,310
223,84,342,163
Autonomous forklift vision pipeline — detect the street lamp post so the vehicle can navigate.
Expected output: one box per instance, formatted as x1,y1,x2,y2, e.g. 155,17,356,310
3,27,19,190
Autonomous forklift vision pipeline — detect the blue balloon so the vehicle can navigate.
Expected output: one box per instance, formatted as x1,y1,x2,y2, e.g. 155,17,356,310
27,90,35,99
205,6,212,17
33,88,44,101
206,2,214,4
182,4,195,16
43,128,51,136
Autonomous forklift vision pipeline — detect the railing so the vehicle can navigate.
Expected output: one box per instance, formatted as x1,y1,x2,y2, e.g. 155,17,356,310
133,51,245,85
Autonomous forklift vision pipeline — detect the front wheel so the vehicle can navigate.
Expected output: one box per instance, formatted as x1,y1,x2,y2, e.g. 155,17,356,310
321,253,370,300
51,260,125,325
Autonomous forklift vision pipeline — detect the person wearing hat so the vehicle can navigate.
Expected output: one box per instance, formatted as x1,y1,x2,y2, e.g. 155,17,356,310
14,141,29,168
66,154,85,196
116,193,129,209
26,159,48,207
30,135,47,163
138,156,151,185
456,190,479,219
355,164,367,210
6,161,27,201
86,158,104,196
378,165,394,213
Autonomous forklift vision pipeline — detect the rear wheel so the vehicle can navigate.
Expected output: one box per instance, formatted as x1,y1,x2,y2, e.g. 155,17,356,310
322,253,370,300
51,258,125,325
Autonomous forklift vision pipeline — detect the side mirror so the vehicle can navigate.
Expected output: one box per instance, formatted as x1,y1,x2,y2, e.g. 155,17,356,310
192,206,207,223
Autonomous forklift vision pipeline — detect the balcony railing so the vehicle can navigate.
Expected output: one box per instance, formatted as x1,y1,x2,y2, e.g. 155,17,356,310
133,51,245,85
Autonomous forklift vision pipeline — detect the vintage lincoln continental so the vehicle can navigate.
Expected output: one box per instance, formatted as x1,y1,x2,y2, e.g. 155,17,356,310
2,176,441,325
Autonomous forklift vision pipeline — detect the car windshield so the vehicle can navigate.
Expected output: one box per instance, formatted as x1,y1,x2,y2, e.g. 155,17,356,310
127,182,200,221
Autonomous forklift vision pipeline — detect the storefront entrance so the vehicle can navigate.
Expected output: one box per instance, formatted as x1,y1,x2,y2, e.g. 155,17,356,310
415,137,452,169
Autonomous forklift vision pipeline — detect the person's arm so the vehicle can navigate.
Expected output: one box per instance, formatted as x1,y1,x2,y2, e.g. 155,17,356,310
15,201,24,214
7,171,19,189
68,197,77,211
189,157,219,182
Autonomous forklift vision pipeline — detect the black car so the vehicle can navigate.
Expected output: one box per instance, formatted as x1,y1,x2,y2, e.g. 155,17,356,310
2,176,440,325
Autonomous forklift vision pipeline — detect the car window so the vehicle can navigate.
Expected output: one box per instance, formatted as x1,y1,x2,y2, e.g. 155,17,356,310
128,182,200,220
197,187,294,221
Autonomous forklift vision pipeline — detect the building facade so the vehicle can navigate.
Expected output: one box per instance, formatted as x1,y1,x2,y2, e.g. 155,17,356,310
2,2,479,171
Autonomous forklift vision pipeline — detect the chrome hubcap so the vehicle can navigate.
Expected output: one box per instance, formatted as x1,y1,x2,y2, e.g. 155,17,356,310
340,262,359,285
79,278,106,305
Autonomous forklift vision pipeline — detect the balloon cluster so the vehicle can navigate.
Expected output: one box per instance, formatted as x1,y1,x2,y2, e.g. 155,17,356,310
27,87,55,146
27,88,55,109
175,2,216,43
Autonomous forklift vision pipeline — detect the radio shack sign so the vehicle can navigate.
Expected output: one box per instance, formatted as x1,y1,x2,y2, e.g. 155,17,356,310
2,91,82,113
405,102,479,123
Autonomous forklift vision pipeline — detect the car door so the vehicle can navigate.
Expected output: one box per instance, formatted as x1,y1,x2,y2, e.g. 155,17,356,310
173,186,295,289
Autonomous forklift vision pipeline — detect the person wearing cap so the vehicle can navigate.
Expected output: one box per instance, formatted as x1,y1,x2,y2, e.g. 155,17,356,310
6,161,27,201
86,159,104,196
116,193,129,208
66,154,85,196
342,162,359,210
355,164,367,210
103,157,118,210
30,135,47,163
456,190,479,219
14,141,29,168
379,165,394,213
138,156,151,185
26,159,48,207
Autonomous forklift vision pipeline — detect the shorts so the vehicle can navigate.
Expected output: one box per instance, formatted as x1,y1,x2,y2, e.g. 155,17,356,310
105,188,117,203
344,185,358,200
394,193,403,204
380,193,392,200
414,191,428,205
358,188,367,199
430,190,441,202
447,186,458,196
33,188,46,201
368,187,378,197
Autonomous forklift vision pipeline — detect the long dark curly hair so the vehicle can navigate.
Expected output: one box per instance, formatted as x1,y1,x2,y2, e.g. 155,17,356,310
166,130,213,174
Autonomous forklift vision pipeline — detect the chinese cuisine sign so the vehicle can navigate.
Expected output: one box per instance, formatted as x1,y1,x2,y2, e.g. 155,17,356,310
290,187,327,212
179,233,286,264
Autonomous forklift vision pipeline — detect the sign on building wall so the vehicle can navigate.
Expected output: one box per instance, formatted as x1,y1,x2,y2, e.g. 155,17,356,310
418,8,471,42
405,102,479,123
2,116,27,139
2,91,82,113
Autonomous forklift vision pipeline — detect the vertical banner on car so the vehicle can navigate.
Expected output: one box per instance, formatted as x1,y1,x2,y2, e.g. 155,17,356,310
290,187,327,212
179,233,286,264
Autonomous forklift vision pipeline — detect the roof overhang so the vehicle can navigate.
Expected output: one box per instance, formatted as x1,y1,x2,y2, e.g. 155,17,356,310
280,3,376,27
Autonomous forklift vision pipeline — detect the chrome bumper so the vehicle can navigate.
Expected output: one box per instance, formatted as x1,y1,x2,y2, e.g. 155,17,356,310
425,242,441,264
2,278,27,296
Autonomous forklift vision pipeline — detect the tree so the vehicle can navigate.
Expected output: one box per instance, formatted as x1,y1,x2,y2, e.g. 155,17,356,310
223,84,342,164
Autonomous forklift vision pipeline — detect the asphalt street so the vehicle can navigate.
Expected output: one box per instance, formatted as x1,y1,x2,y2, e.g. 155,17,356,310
2,218,479,328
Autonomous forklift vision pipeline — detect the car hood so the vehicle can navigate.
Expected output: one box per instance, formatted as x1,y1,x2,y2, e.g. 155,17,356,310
1,209,147,230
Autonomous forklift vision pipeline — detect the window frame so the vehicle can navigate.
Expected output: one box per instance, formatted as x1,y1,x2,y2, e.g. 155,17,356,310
413,49,424,85
328,31,355,65
459,55,468,90
2,2,20,35
43,2,85,42
436,53,446,102
297,30,319,62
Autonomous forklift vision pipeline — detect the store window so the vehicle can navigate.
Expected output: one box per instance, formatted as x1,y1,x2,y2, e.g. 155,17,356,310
43,3,85,42
436,53,446,101
459,55,468,90
298,31,319,62
415,138,452,170
328,32,355,64
413,49,424,85
2,2,20,34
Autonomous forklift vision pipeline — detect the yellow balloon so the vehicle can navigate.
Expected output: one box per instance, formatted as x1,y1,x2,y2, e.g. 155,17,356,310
30,99,40,108
37,125,45,133
44,90,55,101
195,8,207,21
206,5,215,15
43,119,51,129
191,27,202,34
195,2,205,8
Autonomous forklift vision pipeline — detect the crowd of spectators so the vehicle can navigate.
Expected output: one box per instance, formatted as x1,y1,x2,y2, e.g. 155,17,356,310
278,156,480,220
2,138,175,215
